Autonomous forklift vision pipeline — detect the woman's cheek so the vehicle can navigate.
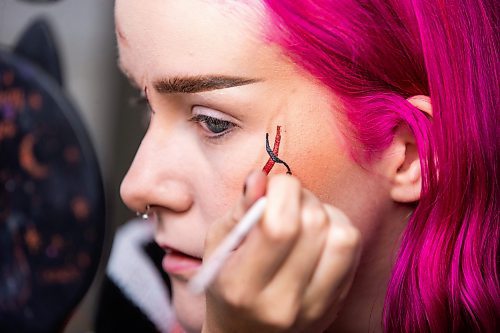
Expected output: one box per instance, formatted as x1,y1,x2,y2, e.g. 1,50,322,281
272,106,347,194
198,132,264,221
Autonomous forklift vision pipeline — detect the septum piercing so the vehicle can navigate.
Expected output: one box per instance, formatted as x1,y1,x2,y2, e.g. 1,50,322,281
136,205,151,220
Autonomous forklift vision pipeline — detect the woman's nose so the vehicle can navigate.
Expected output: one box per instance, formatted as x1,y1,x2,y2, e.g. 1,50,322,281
120,128,194,214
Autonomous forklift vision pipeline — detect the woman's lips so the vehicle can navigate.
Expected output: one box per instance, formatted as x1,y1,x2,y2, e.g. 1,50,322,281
161,248,202,277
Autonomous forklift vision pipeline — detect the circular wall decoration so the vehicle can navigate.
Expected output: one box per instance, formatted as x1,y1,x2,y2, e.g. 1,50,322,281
0,23,105,333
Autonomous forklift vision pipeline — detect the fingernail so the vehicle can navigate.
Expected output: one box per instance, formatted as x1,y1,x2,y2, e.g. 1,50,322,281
243,170,258,195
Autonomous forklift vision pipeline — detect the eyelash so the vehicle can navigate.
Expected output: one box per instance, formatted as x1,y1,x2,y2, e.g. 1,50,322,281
189,114,237,139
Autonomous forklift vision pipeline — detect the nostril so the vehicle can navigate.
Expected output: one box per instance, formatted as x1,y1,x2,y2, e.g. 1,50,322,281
157,187,194,213
120,169,194,215
135,204,151,220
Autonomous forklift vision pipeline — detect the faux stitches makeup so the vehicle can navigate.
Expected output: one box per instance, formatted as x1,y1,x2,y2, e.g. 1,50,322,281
262,125,292,175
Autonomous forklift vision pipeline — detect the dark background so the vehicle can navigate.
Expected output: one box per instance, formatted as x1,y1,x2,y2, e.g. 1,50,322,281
0,0,146,331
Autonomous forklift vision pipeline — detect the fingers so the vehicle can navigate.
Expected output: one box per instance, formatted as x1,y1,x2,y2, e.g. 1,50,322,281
298,205,362,323
239,170,267,220
223,174,302,290
205,170,267,256
264,190,328,299
203,171,362,333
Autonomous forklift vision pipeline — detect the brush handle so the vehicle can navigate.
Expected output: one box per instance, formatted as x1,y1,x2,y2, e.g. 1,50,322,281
188,197,268,294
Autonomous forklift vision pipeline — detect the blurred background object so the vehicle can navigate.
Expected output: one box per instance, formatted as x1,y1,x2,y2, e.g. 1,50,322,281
0,17,106,332
17,0,62,3
0,0,146,331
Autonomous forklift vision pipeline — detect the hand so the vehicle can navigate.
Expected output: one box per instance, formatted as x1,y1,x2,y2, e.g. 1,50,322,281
202,171,362,333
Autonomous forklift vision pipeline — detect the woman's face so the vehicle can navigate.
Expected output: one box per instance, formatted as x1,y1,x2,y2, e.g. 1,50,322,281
117,0,392,331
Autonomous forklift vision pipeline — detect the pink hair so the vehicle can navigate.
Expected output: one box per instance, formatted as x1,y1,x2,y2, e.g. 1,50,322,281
261,0,499,331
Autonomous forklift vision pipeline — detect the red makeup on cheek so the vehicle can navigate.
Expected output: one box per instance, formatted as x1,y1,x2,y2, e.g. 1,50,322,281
262,125,292,175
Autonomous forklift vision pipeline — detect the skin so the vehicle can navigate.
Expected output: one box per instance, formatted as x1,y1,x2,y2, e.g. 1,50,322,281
116,0,430,332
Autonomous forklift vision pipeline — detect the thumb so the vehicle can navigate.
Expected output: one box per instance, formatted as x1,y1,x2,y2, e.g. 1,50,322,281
204,170,267,256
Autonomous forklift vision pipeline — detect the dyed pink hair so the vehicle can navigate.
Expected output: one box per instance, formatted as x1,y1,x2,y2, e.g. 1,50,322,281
262,0,499,332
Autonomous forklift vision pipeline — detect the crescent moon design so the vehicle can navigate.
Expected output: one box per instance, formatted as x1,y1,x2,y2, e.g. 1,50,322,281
19,134,49,179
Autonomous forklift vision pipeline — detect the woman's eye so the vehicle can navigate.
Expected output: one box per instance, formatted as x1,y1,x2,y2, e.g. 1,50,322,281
190,114,236,136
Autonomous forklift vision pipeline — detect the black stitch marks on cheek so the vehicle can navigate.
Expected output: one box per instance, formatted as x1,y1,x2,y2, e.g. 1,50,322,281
262,125,292,175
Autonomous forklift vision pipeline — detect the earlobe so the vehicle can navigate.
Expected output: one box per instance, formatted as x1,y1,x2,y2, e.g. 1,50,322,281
389,95,432,203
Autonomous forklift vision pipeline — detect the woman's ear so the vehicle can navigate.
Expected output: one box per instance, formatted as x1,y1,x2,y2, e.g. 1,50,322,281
389,95,432,203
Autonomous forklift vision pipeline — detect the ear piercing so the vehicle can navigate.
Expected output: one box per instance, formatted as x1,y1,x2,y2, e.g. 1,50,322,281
136,205,151,220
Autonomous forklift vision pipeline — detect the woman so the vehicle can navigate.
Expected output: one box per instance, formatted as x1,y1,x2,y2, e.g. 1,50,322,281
116,0,498,332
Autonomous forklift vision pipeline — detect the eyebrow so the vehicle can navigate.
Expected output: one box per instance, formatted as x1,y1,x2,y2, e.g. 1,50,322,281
153,75,262,94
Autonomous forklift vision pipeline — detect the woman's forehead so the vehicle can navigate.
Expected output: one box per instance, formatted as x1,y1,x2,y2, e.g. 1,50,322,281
115,0,287,89
115,0,265,46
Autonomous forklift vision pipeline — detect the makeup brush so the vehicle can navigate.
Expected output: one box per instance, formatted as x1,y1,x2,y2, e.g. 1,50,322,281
188,196,268,294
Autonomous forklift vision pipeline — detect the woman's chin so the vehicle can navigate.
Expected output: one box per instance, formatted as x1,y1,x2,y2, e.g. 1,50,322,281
171,278,206,333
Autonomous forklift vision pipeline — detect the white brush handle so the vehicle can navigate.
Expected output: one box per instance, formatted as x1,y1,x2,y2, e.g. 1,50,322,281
188,197,268,294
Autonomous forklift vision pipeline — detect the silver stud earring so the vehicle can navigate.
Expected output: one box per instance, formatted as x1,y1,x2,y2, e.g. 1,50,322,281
136,205,151,220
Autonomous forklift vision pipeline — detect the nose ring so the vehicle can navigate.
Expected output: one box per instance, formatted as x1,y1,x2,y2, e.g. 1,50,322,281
136,205,151,220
